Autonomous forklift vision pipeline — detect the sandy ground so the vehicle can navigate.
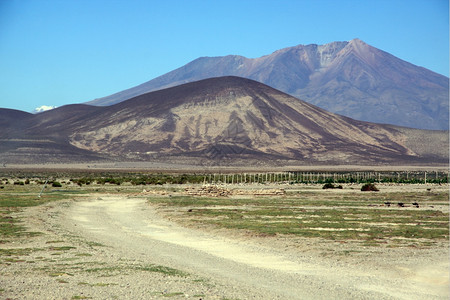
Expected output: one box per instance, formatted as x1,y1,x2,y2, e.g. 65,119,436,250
3,162,449,172
1,191,449,299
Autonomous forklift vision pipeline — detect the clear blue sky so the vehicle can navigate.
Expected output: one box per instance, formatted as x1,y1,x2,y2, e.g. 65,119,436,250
0,0,448,112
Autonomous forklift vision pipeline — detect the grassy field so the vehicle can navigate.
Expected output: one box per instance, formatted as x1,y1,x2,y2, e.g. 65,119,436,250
1,176,448,249
0,186,77,243
147,187,449,247
0,174,448,299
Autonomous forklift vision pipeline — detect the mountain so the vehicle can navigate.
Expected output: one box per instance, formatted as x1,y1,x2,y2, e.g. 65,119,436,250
87,39,449,130
1,77,447,165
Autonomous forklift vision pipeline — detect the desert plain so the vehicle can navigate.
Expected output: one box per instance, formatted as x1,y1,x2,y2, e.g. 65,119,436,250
0,168,448,299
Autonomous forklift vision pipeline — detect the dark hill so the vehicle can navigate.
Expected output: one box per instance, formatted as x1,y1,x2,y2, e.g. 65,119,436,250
2,76,446,165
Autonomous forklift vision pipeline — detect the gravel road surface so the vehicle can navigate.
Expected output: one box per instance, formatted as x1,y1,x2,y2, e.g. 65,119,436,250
1,194,448,299
60,196,449,299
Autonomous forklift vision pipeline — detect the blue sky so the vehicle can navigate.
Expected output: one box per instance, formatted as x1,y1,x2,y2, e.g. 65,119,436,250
0,0,448,112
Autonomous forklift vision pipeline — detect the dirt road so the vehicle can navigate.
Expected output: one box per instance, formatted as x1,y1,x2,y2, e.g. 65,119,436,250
57,195,448,299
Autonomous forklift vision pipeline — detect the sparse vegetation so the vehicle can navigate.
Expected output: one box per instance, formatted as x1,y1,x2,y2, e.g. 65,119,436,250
0,169,448,300
322,183,343,189
1,169,447,188
148,190,449,247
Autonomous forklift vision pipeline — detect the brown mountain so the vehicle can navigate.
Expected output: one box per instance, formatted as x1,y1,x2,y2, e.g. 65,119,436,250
1,77,448,165
87,39,449,130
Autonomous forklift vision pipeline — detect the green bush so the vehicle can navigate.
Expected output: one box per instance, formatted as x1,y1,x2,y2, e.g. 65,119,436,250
52,181,62,188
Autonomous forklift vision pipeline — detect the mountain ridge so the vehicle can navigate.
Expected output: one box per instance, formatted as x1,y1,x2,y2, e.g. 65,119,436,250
87,39,449,130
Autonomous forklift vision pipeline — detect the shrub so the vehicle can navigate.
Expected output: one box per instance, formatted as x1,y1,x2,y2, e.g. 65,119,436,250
322,183,343,189
52,181,62,188
361,183,379,191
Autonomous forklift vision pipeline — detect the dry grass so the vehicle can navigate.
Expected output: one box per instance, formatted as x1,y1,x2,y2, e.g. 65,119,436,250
148,187,449,247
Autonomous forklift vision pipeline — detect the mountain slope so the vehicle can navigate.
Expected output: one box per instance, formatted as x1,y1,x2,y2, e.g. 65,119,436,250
0,105,110,164
87,39,449,130
0,108,34,137
3,76,445,165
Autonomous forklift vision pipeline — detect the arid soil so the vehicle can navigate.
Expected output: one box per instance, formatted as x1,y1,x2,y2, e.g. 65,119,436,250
3,162,449,172
1,186,449,299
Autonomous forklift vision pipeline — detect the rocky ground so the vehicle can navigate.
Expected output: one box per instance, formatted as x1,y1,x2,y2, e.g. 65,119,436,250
1,185,449,299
